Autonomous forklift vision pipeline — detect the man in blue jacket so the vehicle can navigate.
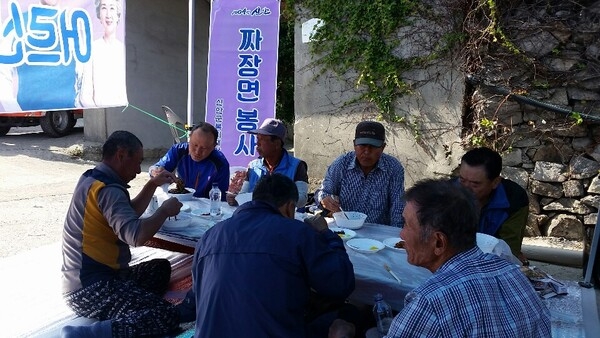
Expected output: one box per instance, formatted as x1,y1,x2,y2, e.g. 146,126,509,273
457,147,529,264
150,122,230,199
192,174,356,338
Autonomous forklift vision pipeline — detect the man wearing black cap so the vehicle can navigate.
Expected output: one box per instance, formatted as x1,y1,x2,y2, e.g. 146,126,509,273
318,121,405,227
226,118,309,207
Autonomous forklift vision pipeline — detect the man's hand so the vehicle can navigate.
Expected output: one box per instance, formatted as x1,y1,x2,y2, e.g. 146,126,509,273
150,169,177,187
159,197,183,217
226,192,239,206
304,214,328,233
321,195,341,213
149,165,165,177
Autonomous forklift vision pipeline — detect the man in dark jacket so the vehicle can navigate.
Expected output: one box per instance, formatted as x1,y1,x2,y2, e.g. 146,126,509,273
192,173,355,338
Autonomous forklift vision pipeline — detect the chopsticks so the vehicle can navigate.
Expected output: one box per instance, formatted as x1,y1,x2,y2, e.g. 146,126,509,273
333,195,349,219
384,264,402,284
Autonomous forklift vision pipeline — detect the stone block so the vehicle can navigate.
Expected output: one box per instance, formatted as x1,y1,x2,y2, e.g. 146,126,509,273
551,124,588,137
572,137,593,151
588,144,600,162
546,214,583,241
529,193,541,214
502,149,523,166
502,167,529,189
570,155,600,179
567,87,600,101
515,30,559,57
581,194,600,209
532,161,568,182
531,145,573,164
526,213,545,237
588,176,600,194
514,138,541,148
543,54,580,72
562,180,584,197
584,213,598,226
531,180,563,198
539,197,555,206
542,198,592,214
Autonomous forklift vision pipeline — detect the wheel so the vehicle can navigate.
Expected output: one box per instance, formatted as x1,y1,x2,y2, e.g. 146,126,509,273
67,117,77,130
0,126,10,136
40,110,75,137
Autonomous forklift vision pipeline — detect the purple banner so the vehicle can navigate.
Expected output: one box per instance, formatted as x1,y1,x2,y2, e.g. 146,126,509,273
0,0,128,113
205,0,280,167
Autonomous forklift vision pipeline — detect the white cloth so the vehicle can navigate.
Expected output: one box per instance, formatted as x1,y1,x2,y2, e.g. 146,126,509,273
78,38,128,107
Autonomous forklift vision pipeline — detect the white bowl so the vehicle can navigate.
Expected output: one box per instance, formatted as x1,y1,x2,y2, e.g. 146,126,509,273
161,213,192,230
383,237,406,252
333,211,367,230
346,238,384,253
167,188,196,202
235,192,253,205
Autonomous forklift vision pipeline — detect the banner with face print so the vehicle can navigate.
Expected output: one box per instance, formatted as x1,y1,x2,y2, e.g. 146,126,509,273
204,0,280,167
0,0,127,113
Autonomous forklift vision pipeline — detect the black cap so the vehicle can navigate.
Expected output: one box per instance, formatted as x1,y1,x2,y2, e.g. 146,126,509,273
354,121,385,147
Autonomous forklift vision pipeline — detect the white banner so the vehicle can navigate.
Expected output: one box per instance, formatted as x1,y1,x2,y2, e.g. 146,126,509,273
0,0,127,113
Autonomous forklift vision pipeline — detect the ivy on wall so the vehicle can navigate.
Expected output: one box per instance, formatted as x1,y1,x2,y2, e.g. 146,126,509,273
284,0,423,122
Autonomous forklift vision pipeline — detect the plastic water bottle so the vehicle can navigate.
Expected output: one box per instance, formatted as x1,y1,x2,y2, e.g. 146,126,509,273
373,293,393,337
209,183,221,216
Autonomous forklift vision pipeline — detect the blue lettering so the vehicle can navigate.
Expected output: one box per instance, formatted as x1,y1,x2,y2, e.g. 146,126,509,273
238,28,262,51
234,134,257,156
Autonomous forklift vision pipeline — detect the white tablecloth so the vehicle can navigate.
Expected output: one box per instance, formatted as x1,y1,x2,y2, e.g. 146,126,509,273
149,206,597,337
340,223,432,310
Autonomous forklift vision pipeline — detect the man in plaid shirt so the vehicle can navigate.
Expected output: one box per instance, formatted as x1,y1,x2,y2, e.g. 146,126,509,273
385,179,550,337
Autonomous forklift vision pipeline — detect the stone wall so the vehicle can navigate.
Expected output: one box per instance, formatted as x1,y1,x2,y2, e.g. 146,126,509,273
294,1,600,245
473,1,600,242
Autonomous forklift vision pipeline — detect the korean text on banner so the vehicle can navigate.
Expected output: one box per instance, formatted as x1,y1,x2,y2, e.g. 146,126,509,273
0,0,128,113
205,0,280,167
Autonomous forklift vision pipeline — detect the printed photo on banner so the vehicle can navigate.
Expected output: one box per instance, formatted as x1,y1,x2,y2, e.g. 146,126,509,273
0,0,127,113
204,0,280,167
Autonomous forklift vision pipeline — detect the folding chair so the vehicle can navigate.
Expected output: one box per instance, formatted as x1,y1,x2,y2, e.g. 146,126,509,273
162,105,188,144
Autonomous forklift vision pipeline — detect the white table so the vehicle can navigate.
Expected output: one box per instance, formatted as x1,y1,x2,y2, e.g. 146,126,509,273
148,207,431,311
339,223,432,310
146,206,598,337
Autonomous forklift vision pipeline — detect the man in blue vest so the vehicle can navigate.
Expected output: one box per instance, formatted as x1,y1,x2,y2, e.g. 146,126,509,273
226,118,309,207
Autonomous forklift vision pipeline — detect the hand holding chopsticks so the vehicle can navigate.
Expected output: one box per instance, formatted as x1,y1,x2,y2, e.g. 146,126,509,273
384,264,402,284
333,195,349,219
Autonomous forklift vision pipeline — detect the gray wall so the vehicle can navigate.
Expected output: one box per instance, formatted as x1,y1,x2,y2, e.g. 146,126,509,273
84,0,210,156
294,13,465,190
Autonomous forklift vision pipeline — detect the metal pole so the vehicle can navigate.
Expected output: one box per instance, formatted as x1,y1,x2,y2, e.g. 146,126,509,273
186,0,196,140
580,213,600,288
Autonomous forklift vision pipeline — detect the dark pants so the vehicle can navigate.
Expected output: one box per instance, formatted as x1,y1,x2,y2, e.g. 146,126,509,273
306,292,365,338
65,259,180,337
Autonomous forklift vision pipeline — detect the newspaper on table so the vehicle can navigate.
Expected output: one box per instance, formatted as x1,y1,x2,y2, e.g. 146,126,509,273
520,265,568,299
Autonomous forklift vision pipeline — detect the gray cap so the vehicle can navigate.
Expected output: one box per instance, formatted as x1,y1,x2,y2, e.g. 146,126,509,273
248,118,287,141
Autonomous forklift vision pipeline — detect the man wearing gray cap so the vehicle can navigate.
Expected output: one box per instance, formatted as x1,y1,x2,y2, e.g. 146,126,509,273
318,121,405,227
227,118,310,207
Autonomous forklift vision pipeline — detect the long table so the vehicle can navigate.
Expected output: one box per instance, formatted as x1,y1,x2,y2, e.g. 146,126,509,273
144,198,431,310
144,199,598,337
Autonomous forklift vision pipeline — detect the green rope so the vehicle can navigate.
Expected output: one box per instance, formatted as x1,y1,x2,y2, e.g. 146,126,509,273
124,104,189,136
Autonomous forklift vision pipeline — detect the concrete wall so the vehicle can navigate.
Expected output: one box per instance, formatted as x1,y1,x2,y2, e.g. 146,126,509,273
84,0,210,157
294,14,465,190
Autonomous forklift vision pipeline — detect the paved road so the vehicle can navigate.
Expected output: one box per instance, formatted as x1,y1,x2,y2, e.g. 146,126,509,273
0,124,154,258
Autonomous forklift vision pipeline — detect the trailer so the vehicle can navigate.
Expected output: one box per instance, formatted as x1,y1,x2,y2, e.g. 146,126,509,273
0,109,83,137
